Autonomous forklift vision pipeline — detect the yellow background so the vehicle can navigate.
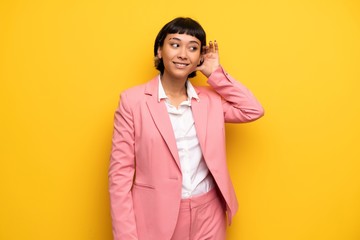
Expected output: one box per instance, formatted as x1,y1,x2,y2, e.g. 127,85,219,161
1,0,359,239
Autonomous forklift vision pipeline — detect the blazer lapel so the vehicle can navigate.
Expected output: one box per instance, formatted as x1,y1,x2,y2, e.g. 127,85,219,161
191,88,208,155
145,77,181,170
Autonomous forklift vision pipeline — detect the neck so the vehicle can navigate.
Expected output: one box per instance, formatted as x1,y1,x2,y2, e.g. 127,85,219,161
160,73,187,97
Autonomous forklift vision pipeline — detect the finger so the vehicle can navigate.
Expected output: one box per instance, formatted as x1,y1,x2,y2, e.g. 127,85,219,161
214,40,219,52
202,45,207,54
209,41,214,52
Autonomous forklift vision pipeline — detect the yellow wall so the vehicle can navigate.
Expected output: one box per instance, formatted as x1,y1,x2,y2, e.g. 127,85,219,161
1,0,359,239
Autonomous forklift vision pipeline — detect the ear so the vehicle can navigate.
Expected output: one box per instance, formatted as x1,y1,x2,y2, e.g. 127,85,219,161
197,56,204,66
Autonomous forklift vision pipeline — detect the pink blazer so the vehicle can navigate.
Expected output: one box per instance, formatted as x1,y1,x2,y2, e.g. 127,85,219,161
109,67,264,240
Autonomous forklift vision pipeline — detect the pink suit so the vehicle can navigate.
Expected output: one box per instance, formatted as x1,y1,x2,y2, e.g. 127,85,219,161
109,67,264,240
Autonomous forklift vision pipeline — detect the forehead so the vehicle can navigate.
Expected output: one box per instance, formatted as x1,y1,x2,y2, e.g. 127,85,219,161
166,33,201,44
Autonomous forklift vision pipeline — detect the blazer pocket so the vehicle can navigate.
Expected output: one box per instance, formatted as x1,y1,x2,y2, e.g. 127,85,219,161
133,182,155,190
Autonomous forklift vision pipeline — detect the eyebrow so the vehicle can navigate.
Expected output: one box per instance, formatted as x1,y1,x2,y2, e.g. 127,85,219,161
169,37,200,45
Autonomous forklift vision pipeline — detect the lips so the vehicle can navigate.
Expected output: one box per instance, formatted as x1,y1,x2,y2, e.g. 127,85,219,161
173,62,189,68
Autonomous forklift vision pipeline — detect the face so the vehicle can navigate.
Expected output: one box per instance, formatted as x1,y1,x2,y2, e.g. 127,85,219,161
157,33,202,80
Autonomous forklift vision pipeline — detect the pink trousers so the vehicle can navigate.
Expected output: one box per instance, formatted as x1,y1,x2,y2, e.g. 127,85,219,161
171,188,227,240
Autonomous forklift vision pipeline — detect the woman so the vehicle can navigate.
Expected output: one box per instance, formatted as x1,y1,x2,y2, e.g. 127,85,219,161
109,17,264,240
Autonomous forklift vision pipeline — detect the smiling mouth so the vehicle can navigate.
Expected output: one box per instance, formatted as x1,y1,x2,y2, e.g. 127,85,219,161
173,62,189,68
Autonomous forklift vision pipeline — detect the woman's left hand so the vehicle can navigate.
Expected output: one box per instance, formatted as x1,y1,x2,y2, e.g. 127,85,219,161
196,40,221,78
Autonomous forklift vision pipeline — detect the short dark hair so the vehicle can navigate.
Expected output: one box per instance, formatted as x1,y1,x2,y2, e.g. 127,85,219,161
154,17,206,78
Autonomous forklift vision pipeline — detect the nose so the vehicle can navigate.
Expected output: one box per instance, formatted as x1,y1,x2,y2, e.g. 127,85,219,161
177,46,187,60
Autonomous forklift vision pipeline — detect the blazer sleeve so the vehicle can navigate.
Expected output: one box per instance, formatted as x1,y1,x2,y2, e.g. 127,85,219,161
109,92,138,240
207,66,264,123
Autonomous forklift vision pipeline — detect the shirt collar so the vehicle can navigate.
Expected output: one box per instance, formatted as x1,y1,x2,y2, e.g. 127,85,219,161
157,75,199,102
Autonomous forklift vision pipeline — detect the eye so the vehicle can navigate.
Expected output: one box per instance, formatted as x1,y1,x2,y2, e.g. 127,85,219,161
170,43,179,48
189,46,198,52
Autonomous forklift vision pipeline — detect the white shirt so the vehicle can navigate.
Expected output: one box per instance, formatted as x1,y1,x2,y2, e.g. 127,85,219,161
158,76,215,199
